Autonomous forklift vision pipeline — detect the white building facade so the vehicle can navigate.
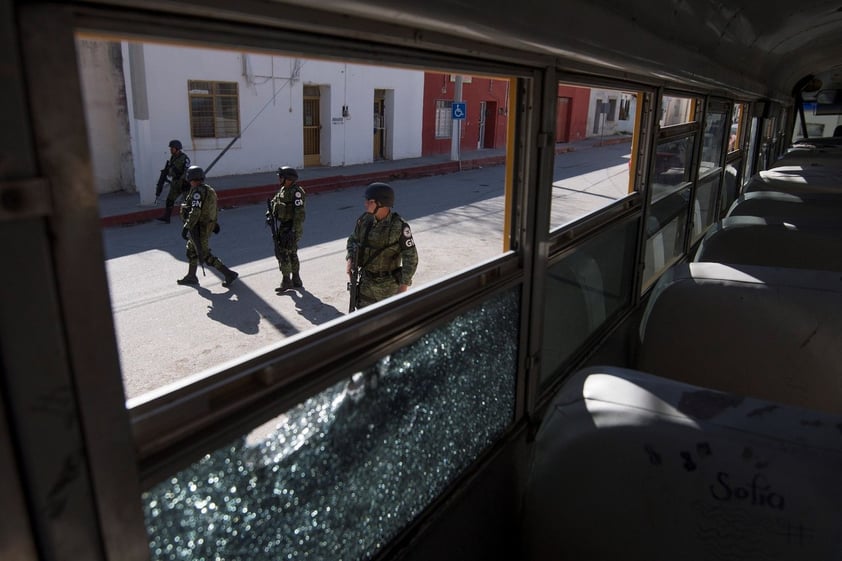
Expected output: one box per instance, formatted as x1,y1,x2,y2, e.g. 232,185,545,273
77,40,425,204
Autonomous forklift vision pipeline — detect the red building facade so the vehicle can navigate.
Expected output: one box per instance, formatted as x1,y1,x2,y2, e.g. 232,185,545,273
421,76,593,155
421,73,510,156
554,84,591,144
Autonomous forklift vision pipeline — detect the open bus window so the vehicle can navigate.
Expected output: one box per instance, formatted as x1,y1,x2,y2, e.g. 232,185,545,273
815,89,842,115
727,102,748,153
659,95,696,127
549,83,639,231
81,37,517,400
700,109,726,173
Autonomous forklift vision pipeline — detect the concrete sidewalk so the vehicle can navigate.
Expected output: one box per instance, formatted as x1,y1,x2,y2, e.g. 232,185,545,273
99,148,510,227
98,136,630,227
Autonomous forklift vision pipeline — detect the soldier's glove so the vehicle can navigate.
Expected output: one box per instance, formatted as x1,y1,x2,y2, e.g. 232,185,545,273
213,222,220,234
265,210,273,225
181,227,190,241
278,228,296,250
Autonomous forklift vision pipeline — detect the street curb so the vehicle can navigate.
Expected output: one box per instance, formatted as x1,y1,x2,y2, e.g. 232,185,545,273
101,154,506,228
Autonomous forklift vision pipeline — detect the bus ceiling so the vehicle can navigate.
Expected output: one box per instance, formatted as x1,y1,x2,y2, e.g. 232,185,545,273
216,0,842,101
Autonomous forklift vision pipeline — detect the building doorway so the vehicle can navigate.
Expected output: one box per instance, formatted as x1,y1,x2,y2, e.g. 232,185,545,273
483,101,498,148
477,101,487,149
373,90,386,160
303,86,321,166
556,96,571,142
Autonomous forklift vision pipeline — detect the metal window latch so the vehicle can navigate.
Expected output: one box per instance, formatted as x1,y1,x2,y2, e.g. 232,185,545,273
0,178,52,222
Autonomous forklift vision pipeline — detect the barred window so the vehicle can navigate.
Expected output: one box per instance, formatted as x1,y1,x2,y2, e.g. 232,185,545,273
434,99,453,139
607,98,617,122
188,80,240,139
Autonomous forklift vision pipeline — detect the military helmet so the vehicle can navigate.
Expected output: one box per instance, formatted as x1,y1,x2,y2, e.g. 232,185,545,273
168,139,183,150
364,182,395,208
186,165,205,181
277,166,299,180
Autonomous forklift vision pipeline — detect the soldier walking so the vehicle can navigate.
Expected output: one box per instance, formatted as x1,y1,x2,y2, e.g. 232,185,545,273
346,182,418,310
267,166,306,292
156,139,191,224
176,166,238,288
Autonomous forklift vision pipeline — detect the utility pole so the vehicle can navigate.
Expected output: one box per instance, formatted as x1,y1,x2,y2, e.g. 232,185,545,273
451,75,463,161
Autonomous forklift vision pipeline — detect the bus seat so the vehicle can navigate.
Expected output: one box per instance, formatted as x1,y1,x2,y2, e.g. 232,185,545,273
636,262,842,413
834,124,842,137
743,166,842,195
720,163,739,211
726,190,842,222
771,148,842,168
792,136,842,147
694,216,842,271
523,365,842,560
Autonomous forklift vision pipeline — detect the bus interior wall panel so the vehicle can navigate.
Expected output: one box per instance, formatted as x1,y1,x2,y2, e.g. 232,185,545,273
17,4,151,561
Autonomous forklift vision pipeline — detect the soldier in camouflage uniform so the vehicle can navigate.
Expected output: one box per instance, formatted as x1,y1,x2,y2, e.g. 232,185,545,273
346,182,418,309
176,166,238,288
268,166,307,291
156,139,191,224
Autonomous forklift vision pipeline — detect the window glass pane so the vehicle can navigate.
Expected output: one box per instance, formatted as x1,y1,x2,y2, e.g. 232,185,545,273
187,79,240,139
142,288,518,561
721,160,741,217
728,103,745,152
216,96,240,137
549,83,638,230
642,187,690,288
189,97,214,138
652,136,693,201
690,173,720,243
434,99,453,138
659,95,695,126
699,109,726,175
743,117,759,182
541,218,638,386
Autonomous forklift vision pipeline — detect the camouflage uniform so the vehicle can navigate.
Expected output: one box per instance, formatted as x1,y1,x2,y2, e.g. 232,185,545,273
270,182,306,276
346,210,418,308
164,151,190,205
179,179,238,287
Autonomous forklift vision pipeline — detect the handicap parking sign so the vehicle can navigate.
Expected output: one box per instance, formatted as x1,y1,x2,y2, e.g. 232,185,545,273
451,102,466,120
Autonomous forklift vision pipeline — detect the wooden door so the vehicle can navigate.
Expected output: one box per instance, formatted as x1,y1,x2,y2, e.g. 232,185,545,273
303,88,321,166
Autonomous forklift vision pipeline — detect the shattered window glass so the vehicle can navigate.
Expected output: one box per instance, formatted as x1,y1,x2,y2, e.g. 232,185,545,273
143,287,519,560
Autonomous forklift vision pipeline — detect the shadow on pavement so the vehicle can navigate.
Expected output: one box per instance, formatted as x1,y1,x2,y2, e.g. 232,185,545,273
196,280,299,336
283,288,345,324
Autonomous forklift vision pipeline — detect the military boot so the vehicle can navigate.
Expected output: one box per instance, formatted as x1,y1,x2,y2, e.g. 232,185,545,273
177,263,199,285
217,263,239,288
292,272,303,288
276,274,293,292
156,201,173,223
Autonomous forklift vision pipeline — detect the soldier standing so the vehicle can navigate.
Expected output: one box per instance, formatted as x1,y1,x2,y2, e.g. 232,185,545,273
176,166,239,288
346,182,418,310
268,166,306,291
156,139,191,224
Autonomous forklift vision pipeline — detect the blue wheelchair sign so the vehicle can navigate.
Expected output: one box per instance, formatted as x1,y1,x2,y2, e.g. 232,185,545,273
451,102,466,120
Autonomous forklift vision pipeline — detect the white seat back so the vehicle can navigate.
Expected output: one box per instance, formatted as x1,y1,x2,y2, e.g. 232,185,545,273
694,216,842,271
523,366,842,560
637,262,842,413
726,190,842,222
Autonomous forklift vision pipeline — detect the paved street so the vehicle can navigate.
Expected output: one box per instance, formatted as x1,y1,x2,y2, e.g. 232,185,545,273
103,142,631,400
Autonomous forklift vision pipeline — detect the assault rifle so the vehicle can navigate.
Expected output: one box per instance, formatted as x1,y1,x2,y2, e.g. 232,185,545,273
347,243,360,313
155,160,171,204
266,197,282,261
